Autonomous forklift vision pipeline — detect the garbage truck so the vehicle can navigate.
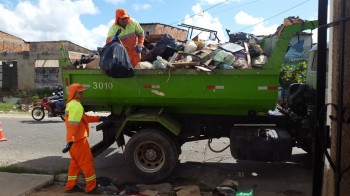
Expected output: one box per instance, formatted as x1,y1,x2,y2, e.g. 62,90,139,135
60,19,318,182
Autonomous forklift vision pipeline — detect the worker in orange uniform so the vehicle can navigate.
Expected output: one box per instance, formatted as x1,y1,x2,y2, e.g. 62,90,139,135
106,8,145,68
62,83,107,194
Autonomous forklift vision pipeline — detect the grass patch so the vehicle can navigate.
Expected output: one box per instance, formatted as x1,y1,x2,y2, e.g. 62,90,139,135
52,167,68,175
0,165,49,174
0,102,20,112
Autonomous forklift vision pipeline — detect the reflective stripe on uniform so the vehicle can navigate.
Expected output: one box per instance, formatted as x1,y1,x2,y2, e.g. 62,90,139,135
68,121,80,125
85,174,96,182
67,175,78,180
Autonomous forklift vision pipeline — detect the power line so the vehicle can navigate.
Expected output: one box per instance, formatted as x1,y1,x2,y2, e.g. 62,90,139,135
234,0,310,33
169,0,231,26
210,0,259,15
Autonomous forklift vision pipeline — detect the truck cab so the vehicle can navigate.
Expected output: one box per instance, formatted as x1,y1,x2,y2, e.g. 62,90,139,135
305,44,329,90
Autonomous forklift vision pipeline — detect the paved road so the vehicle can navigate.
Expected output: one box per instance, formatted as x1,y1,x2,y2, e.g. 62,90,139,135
0,114,313,195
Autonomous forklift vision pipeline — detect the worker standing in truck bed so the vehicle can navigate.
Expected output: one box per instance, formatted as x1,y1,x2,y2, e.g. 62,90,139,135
106,8,144,68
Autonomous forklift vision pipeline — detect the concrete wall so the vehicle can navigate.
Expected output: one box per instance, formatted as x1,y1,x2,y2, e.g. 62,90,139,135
0,40,94,91
29,41,93,54
35,67,61,89
0,52,61,91
141,23,187,41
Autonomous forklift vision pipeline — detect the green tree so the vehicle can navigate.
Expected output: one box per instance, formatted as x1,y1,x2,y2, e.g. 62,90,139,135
279,61,307,89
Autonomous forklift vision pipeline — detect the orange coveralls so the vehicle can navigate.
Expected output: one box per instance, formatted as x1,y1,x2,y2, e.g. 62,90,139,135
106,17,144,67
64,89,100,192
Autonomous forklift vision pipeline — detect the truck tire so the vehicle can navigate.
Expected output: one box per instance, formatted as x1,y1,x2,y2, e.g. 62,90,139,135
124,129,179,183
32,107,45,121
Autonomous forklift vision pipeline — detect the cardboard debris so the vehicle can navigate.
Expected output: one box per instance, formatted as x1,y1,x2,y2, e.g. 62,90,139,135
219,42,244,53
175,185,201,196
85,58,100,69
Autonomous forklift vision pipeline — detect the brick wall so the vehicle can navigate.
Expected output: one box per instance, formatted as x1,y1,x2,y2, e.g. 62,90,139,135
0,31,29,52
141,23,187,42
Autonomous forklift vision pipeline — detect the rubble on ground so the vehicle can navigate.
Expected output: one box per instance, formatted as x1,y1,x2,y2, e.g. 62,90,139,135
53,174,254,195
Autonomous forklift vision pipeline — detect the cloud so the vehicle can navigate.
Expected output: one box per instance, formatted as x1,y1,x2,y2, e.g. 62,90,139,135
132,3,151,11
183,3,228,43
234,11,263,25
199,0,240,5
104,0,126,5
251,23,279,36
234,11,278,35
0,0,107,50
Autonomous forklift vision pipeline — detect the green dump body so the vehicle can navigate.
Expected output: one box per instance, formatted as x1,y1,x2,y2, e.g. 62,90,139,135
61,20,318,116
63,68,279,115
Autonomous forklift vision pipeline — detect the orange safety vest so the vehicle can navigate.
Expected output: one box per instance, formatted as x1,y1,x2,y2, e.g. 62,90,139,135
106,18,144,67
65,99,100,142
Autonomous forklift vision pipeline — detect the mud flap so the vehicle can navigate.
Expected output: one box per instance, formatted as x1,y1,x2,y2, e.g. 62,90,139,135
91,116,123,157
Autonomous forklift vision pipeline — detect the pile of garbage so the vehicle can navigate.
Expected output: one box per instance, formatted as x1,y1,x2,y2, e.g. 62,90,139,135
136,33,267,70
64,176,254,195
79,33,269,75
76,16,309,76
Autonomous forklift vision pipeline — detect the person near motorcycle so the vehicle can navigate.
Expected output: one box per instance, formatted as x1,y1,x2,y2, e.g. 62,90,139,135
61,83,107,194
47,85,64,116
55,85,64,114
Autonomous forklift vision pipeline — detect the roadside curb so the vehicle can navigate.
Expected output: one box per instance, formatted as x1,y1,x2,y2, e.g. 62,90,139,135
0,113,31,118
0,172,54,196
24,174,55,195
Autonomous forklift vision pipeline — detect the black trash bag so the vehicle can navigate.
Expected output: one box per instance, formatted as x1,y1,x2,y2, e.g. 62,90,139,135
99,32,134,78
228,32,258,44
151,34,182,59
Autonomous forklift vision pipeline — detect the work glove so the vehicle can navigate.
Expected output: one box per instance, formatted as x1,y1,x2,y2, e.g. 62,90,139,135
112,34,118,42
99,116,107,122
62,142,73,153
135,44,142,53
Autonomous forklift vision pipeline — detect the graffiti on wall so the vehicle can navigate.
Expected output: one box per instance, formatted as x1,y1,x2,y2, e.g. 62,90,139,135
34,68,61,89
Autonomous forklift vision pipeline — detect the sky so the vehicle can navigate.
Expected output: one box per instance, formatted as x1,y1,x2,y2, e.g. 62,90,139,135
0,0,319,51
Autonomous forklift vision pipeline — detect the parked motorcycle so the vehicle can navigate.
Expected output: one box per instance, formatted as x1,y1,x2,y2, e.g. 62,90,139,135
31,96,65,121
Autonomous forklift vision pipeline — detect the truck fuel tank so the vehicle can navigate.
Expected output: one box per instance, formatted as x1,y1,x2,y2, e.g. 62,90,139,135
230,127,293,162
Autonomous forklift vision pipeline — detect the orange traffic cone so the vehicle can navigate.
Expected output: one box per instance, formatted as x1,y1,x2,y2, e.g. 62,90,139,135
0,122,7,141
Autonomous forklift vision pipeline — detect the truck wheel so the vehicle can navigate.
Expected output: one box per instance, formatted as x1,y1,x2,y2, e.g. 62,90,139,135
124,129,179,183
32,107,45,121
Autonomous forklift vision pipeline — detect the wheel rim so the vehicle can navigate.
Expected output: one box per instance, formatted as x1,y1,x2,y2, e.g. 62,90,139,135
31,107,45,121
134,141,165,173
33,108,43,118
34,110,42,117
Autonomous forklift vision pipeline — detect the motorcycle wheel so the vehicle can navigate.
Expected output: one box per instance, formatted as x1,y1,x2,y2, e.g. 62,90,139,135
59,114,65,121
32,106,45,121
